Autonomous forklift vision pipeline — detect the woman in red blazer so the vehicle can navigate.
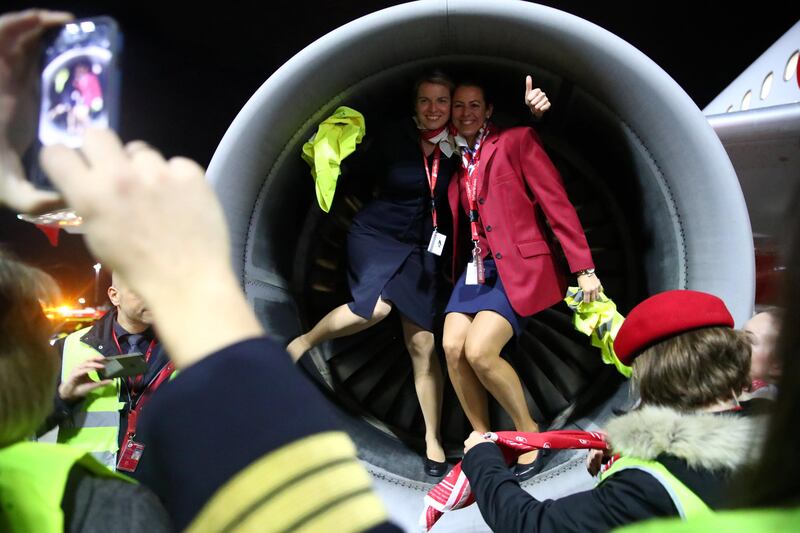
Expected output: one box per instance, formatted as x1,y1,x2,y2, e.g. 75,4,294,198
443,82,603,479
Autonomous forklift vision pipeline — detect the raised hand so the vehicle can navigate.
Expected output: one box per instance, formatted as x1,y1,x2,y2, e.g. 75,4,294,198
524,75,551,119
0,9,72,214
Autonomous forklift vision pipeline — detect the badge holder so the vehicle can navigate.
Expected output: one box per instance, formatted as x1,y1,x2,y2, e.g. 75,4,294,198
427,229,446,256
117,437,145,472
465,242,485,285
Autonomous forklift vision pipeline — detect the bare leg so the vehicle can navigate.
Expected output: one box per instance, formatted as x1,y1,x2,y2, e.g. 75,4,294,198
443,312,490,433
401,317,445,462
286,298,392,361
465,311,539,463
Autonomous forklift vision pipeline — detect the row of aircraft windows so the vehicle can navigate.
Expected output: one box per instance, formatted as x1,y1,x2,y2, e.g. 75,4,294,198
726,49,799,112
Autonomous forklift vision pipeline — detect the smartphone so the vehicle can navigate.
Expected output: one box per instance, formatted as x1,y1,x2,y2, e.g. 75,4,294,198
99,353,146,380
29,16,122,190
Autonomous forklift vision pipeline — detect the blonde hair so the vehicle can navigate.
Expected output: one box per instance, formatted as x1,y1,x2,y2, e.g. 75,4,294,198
0,251,60,447
632,327,751,411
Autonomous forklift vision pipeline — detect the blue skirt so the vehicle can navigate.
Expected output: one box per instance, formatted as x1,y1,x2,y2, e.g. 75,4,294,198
445,258,527,336
346,220,438,332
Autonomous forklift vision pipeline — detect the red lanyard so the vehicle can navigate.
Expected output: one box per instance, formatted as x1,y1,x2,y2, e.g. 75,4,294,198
421,143,442,230
461,127,490,243
122,361,175,442
110,328,175,441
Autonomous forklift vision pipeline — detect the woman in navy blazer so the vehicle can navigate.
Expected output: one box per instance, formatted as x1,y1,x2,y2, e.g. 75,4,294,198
443,81,603,478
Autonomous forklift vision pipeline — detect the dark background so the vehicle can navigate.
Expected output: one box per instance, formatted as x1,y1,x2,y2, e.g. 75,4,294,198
3,1,797,303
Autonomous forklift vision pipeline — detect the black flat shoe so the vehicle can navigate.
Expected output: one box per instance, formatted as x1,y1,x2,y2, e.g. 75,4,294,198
424,457,448,477
513,449,550,482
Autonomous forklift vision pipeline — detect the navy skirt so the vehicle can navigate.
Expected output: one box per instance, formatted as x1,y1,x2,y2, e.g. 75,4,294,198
445,258,527,336
346,220,438,332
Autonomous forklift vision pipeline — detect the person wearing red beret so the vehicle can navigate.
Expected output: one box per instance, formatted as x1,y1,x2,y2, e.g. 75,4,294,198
460,289,767,533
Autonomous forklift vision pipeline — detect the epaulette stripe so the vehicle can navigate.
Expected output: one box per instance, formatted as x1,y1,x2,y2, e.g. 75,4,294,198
284,487,386,533
230,459,377,531
219,456,353,531
186,431,387,532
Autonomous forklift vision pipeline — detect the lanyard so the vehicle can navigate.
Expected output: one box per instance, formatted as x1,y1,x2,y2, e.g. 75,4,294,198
111,328,157,391
421,143,442,229
122,361,175,442
110,328,175,440
461,126,491,243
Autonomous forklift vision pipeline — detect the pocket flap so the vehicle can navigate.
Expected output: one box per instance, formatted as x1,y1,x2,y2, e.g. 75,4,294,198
516,240,551,258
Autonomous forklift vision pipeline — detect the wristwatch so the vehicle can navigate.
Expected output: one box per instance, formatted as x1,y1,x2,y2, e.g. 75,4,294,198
577,268,596,277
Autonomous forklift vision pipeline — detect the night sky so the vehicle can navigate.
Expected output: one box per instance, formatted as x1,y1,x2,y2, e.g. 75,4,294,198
2,1,797,304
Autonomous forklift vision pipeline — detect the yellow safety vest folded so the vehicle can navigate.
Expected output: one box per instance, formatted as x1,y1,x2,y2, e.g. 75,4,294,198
301,106,366,213
564,287,630,377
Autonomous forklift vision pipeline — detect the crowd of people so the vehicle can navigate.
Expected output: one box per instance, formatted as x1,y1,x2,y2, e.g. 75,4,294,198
0,7,797,533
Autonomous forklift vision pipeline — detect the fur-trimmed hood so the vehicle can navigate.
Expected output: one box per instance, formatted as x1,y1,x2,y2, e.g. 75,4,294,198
606,405,765,471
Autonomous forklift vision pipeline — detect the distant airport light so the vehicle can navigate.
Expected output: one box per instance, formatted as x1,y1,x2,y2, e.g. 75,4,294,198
760,72,773,100
78,297,86,304
93,263,102,273
741,90,752,111
785,50,799,82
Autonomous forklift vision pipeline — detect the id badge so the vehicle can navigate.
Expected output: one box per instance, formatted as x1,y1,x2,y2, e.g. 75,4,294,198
427,230,447,256
465,261,478,285
117,438,145,472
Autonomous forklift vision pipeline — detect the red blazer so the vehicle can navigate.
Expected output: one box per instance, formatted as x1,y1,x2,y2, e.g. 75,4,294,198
448,126,594,317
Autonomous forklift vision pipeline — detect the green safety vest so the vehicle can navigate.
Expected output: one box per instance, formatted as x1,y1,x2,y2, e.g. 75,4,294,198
57,326,125,469
599,456,712,519
0,441,132,532
614,506,800,532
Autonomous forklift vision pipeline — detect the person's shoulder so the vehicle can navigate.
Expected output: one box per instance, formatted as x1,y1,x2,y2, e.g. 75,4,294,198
499,125,541,141
493,126,543,152
66,465,174,532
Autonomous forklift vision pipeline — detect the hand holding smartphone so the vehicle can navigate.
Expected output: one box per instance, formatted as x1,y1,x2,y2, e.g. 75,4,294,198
38,17,121,150
18,15,121,226
22,15,121,211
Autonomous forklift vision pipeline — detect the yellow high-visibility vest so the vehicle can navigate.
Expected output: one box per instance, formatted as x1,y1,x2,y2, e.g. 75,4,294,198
0,441,132,532
57,326,125,469
600,456,712,519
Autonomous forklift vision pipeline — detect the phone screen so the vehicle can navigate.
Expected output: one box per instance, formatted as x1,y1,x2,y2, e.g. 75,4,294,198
99,353,147,380
38,17,121,149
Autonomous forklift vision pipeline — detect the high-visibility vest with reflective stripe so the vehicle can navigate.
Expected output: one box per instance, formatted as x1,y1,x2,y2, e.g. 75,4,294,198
0,441,132,532
599,456,712,519
57,326,125,469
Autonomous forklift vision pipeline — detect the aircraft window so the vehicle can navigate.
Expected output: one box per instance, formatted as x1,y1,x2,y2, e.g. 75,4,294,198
741,90,752,110
726,105,734,113
785,50,799,82
760,72,773,100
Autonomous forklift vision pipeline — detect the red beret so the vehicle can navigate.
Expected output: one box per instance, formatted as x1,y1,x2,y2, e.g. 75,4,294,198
614,290,734,366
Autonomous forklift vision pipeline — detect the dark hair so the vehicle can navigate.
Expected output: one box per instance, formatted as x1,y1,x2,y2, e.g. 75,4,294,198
412,70,454,102
0,250,60,447
741,188,800,507
632,327,751,411
454,79,494,107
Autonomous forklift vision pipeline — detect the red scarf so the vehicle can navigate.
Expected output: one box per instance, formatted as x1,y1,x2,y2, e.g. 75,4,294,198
421,430,607,531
